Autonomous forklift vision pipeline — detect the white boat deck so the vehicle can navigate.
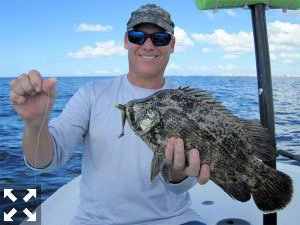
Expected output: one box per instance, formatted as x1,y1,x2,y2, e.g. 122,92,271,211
21,162,299,225
189,162,300,225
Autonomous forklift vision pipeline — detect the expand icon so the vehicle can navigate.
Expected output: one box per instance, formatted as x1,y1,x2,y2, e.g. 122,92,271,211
4,188,37,222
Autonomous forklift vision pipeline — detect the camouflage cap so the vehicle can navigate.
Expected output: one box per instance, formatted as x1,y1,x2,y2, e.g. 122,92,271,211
127,4,175,34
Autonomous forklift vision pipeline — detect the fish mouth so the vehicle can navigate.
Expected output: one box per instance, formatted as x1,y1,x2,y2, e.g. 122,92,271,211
115,104,126,111
115,104,127,138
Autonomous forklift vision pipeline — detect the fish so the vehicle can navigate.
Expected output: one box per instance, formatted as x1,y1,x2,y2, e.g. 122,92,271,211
115,87,293,212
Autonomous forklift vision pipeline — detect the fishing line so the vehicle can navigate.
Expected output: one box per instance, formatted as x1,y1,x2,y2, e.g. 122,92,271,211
34,89,50,184
33,88,50,224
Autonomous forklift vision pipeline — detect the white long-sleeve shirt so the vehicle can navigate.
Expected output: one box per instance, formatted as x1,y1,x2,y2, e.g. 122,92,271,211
25,75,203,225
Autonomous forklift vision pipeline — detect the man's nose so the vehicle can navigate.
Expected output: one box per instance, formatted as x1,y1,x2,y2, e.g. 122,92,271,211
142,37,155,49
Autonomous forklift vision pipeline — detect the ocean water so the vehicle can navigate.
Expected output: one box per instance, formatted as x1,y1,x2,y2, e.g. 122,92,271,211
0,76,299,221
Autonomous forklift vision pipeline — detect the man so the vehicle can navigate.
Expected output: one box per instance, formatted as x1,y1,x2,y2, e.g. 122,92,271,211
10,4,210,225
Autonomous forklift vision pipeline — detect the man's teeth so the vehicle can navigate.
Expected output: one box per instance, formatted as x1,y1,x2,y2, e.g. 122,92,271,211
141,55,156,59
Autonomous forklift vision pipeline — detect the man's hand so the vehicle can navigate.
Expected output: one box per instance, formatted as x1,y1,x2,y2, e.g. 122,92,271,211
164,137,210,184
10,70,57,125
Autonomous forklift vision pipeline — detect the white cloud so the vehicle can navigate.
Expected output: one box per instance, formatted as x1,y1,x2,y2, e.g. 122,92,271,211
202,48,212,53
278,53,300,63
192,29,253,53
174,26,194,52
68,40,126,58
225,9,237,16
223,54,239,59
94,68,123,75
76,23,113,32
218,64,238,71
113,68,122,73
204,11,215,19
268,21,300,49
165,62,255,76
183,64,242,76
190,21,300,65
283,59,294,64
187,65,214,73
279,53,300,59
75,70,88,75
269,43,294,52
94,69,109,74
267,21,300,63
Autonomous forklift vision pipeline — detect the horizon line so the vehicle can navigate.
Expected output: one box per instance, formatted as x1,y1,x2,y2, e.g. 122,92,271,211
1,74,300,78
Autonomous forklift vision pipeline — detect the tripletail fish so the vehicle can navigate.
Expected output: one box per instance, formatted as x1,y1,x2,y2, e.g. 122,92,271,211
116,87,293,212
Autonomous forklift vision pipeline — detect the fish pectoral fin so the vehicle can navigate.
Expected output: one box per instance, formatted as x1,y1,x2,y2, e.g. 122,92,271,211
161,164,170,183
212,178,251,202
116,104,127,138
150,154,164,183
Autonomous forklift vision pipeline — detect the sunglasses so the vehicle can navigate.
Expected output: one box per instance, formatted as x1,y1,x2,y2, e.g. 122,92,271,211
127,30,172,47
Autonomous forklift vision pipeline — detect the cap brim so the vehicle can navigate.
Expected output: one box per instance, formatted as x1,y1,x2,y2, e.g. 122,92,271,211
127,17,174,33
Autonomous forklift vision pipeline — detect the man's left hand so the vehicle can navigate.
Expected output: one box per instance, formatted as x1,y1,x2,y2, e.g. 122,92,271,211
164,137,210,184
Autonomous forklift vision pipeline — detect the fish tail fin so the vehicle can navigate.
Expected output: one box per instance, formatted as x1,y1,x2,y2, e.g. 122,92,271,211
252,167,293,212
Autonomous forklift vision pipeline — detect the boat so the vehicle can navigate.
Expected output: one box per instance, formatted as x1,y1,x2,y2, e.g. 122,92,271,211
20,161,299,225
21,1,300,225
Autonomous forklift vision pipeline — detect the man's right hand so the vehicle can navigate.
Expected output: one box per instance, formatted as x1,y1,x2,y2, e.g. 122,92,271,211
10,70,57,126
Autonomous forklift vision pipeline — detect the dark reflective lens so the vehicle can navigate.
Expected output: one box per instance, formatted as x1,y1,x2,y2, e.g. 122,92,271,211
128,30,172,46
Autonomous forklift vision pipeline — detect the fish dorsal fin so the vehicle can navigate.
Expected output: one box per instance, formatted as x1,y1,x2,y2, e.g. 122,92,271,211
178,87,235,116
178,87,221,103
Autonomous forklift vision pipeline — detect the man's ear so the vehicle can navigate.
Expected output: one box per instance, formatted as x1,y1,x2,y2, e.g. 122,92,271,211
124,33,128,50
170,36,176,54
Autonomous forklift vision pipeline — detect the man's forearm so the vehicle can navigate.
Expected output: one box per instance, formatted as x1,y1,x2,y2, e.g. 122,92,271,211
23,122,54,169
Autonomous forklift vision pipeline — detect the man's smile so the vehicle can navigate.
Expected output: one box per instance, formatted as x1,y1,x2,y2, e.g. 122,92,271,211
138,54,159,60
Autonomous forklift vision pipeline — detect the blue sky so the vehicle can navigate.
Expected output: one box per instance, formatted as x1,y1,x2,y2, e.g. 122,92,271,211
1,0,300,77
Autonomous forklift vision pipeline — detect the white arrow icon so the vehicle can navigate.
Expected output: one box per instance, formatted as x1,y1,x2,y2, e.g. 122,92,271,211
23,208,36,221
4,189,17,202
23,189,36,202
4,208,17,221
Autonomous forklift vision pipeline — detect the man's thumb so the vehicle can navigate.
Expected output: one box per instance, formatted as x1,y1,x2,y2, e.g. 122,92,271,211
42,77,57,98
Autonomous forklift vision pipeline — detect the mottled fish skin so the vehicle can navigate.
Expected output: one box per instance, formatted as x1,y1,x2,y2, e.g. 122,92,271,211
117,87,293,212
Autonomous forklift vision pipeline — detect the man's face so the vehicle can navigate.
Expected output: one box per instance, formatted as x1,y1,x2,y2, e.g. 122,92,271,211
124,23,175,81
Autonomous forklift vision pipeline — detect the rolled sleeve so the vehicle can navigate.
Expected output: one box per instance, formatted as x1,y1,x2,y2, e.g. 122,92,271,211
23,134,58,171
159,175,197,194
